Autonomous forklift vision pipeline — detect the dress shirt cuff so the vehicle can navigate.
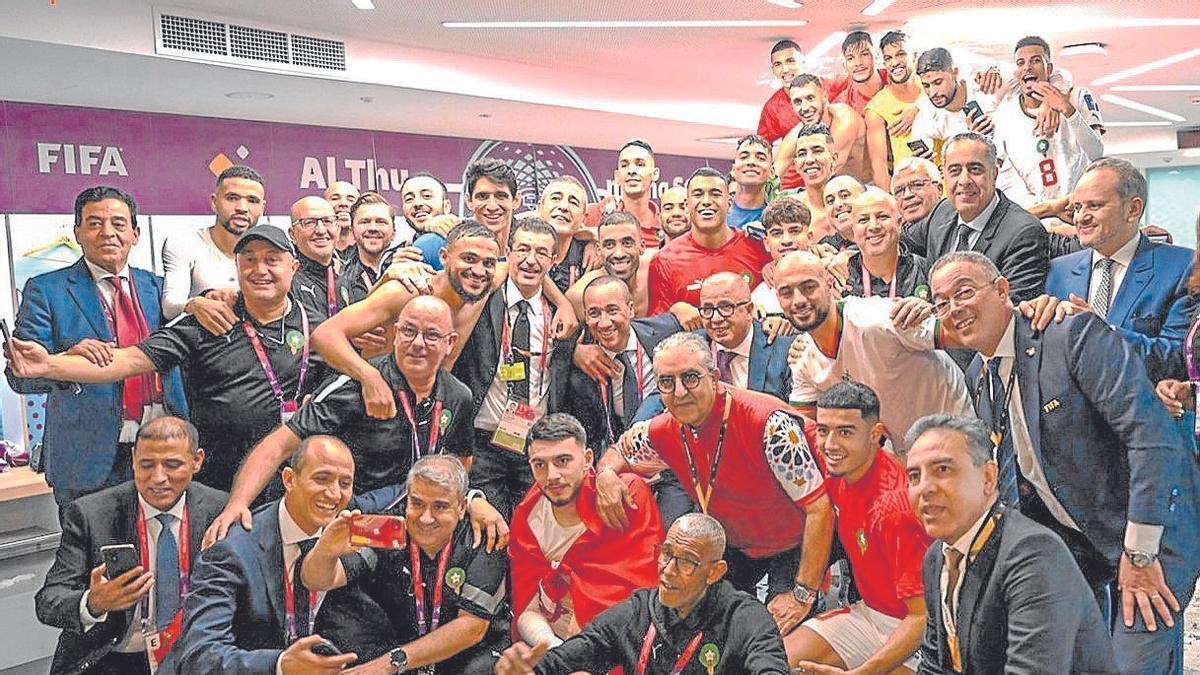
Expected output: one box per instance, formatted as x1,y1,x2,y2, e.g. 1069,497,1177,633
1124,522,1164,555
79,591,108,630
276,652,284,675
466,489,487,503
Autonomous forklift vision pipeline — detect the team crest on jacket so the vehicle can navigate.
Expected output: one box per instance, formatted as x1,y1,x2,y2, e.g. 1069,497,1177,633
856,528,868,554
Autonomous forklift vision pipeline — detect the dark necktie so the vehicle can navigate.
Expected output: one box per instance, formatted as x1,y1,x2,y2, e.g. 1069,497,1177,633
109,277,151,421
154,513,180,630
292,538,317,639
944,547,964,616
1092,258,1115,320
616,350,641,419
511,300,531,402
954,223,974,253
716,350,736,385
987,358,1021,509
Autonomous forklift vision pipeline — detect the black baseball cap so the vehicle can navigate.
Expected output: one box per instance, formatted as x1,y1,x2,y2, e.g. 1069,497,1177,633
234,225,295,255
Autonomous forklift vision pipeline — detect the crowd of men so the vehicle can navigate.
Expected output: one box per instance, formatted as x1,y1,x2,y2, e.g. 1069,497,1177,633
4,27,1200,675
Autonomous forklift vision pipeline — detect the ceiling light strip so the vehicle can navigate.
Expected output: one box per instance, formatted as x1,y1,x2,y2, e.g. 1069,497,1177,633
805,31,848,65
1099,95,1186,122
442,19,808,29
862,0,898,17
1110,85,1200,92
1092,48,1200,86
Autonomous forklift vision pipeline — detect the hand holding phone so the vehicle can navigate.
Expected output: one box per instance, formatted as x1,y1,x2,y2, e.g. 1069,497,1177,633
0,319,11,345
963,100,983,120
310,639,341,657
100,544,139,579
348,514,407,549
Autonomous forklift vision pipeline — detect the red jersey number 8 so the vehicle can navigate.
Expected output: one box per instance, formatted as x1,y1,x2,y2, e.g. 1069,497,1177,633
1038,158,1058,187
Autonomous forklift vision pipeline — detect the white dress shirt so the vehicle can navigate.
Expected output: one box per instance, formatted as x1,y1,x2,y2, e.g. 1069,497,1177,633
276,500,326,675
601,329,653,419
476,279,549,430
80,493,188,652
953,192,1001,252
160,226,239,319
713,327,754,390
1087,232,1140,310
938,505,991,638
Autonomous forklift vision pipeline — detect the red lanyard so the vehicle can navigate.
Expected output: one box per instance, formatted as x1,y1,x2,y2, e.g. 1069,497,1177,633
637,623,704,675
500,295,553,392
242,304,310,413
678,391,732,515
397,391,444,463
325,266,338,318
860,259,897,299
283,543,318,643
136,502,190,625
410,538,454,636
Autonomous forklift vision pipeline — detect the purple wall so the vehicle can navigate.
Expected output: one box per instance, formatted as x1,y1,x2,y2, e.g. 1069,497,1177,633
0,101,729,215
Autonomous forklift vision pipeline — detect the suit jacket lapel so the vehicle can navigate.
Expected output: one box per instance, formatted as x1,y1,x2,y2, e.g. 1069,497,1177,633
66,259,112,339
256,503,287,631
488,290,506,361
971,193,1007,253
1067,251,1092,301
747,322,767,392
1013,317,1044,460
956,508,1005,662
1109,235,1152,328
132,268,160,328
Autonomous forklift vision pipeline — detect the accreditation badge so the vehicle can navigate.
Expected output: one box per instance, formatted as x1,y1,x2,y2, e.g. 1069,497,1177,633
498,361,527,382
142,611,184,673
492,400,536,454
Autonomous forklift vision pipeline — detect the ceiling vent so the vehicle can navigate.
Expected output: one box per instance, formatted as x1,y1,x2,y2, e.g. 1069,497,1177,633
155,9,347,73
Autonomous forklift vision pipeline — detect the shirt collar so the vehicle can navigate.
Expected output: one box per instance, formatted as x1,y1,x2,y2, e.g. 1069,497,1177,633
985,313,1017,361
717,325,754,358
137,491,188,522
599,328,639,359
959,192,1000,232
84,258,132,285
944,503,994,557
505,277,544,309
1091,231,1140,270
278,499,321,546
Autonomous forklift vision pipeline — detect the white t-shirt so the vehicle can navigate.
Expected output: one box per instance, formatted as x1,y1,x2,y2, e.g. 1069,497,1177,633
752,281,783,318
788,296,974,452
160,226,238,319
525,498,587,639
994,87,1104,208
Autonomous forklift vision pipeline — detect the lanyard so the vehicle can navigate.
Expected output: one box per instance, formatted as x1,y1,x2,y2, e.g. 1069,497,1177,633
500,295,553,395
1185,316,1200,382
860,259,897,299
136,502,191,625
943,504,1003,673
975,360,1018,455
325,266,338,318
678,391,732,515
242,304,310,411
282,543,318,643
397,391,444,463
637,622,704,675
411,538,454,636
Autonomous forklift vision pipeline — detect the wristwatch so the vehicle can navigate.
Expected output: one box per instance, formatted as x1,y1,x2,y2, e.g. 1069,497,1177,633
389,647,409,673
792,583,818,605
1124,549,1157,568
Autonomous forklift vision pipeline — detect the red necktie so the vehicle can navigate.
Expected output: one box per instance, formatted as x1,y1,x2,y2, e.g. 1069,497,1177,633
109,277,151,421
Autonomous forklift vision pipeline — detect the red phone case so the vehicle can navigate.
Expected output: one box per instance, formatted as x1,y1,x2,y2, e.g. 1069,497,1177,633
348,515,407,549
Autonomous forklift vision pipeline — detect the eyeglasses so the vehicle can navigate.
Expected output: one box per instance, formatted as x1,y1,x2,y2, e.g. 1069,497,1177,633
893,179,932,196
397,323,447,345
511,245,553,261
655,370,707,394
292,216,338,230
931,276,999,317
654,544,710,576
698,301,750,319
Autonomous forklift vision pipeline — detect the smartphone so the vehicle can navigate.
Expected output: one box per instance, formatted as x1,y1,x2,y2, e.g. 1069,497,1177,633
100,544,139,578
0,318,11,344
906,139,930,155
348,514,407,549
311,639,341,657
963,100,983,120
744,221,766,240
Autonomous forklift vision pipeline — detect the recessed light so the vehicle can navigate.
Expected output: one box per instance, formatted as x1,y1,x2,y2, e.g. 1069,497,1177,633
442,19,809,29
1101,121,1173,127
1099,94,1186,122
862,0,897,16
806,31,848,65
1168,169,1181,175
351,0,375,9
1111,85,1200,92
1093,48,1200,87
1060,43,1106,57
225,92,274,100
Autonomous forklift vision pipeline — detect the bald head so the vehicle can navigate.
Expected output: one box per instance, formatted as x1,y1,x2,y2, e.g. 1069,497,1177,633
289,197,336,263
824,175,868,237
699,271,753,348
701,271,751,299
394,294,458,380
401,295,453,331
778,250,827,278
850,187,902,258
291,196,334,221
776,250,836,331
323,181,360,220
670,513,727,559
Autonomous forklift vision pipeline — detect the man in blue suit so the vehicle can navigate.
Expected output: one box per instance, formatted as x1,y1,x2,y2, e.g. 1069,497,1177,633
1046,157,1195,381
176,435,401,674
5,186,187,505
931,250,1200,675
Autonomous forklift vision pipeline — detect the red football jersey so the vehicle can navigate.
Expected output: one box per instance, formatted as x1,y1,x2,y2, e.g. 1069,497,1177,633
647,230,772,315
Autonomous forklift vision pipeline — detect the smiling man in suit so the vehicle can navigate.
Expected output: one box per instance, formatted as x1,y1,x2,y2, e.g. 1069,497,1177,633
5,186,187,505
1046,157,1195,381
930,251,1200,674
35,417,225,675
905,414,1116,675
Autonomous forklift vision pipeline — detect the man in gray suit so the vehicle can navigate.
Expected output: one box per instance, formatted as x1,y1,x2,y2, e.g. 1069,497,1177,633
905,414,1116,675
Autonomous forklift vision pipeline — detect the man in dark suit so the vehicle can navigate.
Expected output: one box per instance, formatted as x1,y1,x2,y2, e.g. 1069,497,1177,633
930,251,1200,674
35,417,225,675
176,435,401,674
905,414,1117,674
1046,157,1195,381
902,132,1049,303
453,218,575,518
5,186,187,505
565,275,680,453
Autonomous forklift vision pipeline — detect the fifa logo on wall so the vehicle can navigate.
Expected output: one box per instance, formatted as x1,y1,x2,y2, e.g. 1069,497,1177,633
460,141,601,215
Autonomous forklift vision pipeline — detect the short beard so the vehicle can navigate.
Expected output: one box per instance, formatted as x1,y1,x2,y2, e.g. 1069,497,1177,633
542,481,583,508
449,270,489,303
220,216,250,236
791,304,830,333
